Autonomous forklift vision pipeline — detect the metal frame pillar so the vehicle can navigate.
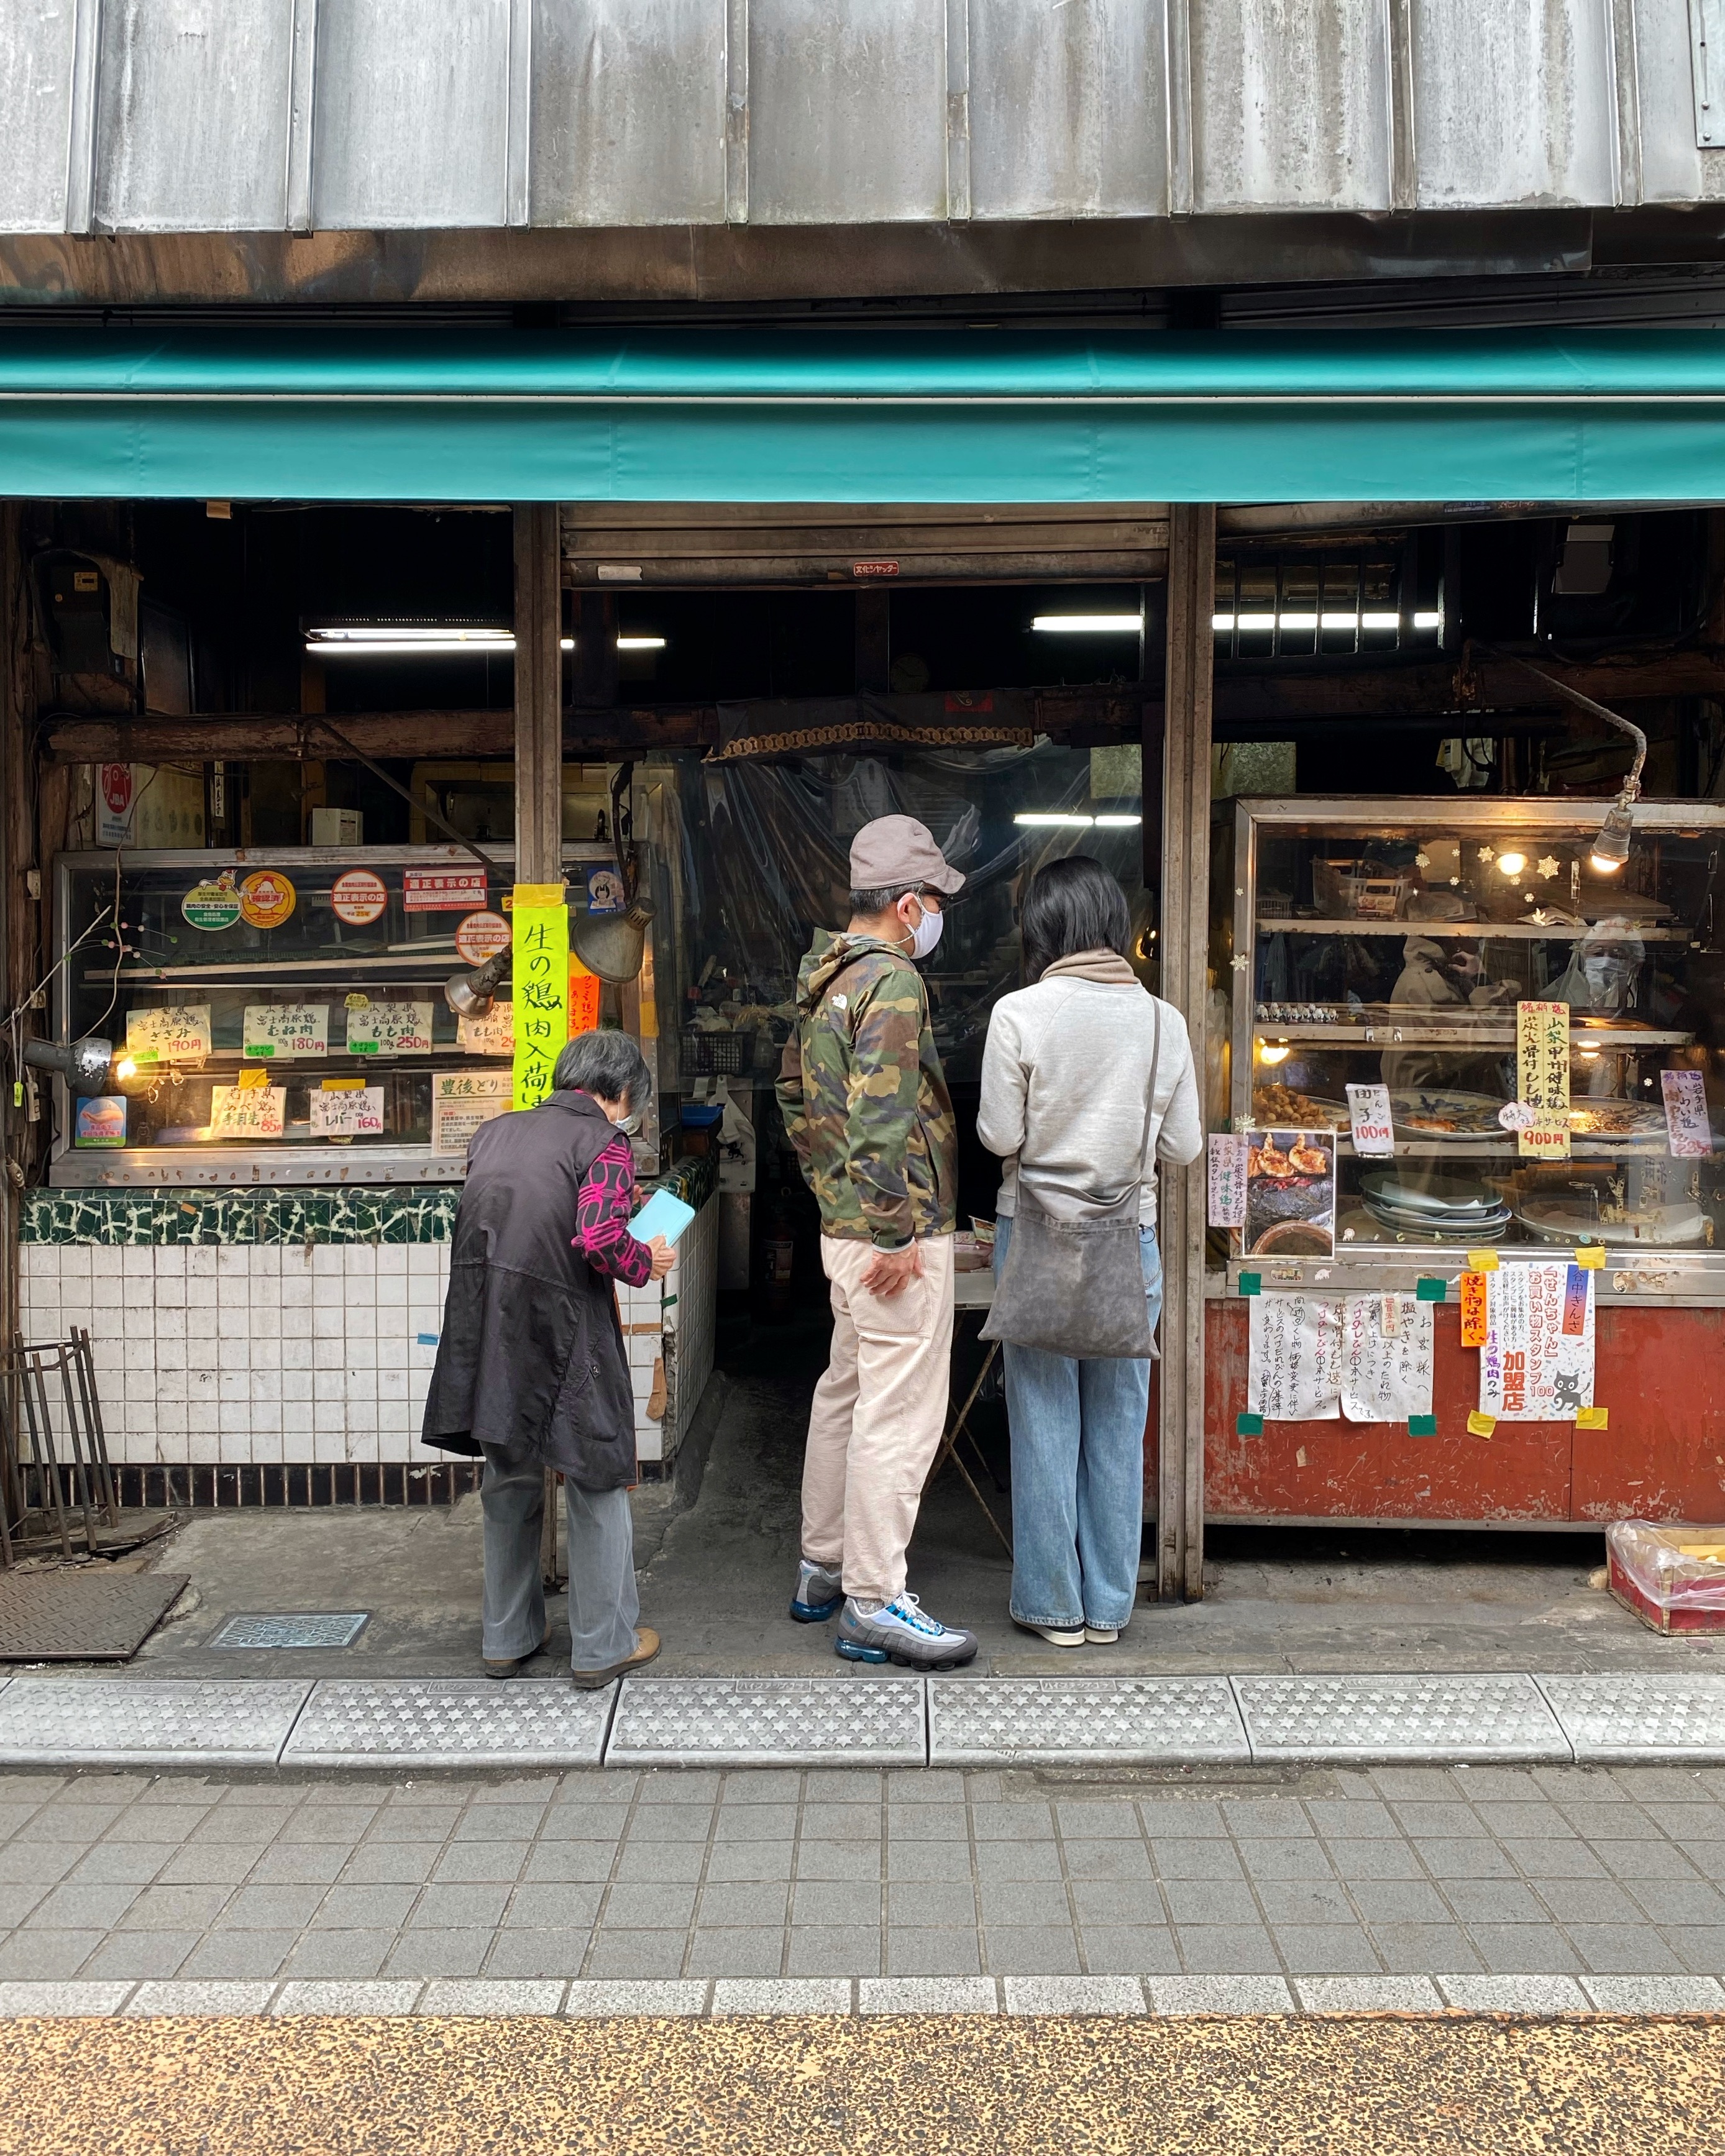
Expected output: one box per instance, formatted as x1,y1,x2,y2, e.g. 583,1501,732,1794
513,503,564,887
1156,503,1215,1603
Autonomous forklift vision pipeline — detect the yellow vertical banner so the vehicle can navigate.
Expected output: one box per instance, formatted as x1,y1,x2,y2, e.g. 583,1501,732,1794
511,884,570,1113
1515,998,1571,1159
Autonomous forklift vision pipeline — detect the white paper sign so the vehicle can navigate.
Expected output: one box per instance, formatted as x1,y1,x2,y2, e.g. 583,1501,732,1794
1247,1294,1342,1422
1340,1294,1434,1422
242,1003,329,1060
455,1002,514,1057
1661,1068,1714,1158
309,1085,384,1138
125,1005,212,1064
1207,1133,1248,1226
1480,1261,1595,1422
345,1000,434,1057
431,1069,513,1155
1345,1082,1396,1158
208,1084,285,1139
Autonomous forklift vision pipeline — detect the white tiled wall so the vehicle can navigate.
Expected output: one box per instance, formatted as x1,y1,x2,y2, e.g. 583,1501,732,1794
20,1242,451,1468
19,1194,721,1476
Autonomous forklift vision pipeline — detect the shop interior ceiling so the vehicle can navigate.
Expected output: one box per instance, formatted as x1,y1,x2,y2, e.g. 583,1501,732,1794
27,500,1723,798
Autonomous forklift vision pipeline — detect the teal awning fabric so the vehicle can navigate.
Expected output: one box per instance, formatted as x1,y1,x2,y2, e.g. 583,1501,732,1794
4,326,1725,503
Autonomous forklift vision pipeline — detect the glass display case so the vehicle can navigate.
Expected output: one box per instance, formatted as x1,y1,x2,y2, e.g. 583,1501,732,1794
1226,798,1725,1295
48,841,666,1186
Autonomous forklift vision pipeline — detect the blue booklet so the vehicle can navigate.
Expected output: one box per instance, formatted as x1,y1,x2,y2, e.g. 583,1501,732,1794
629,1187,697,1247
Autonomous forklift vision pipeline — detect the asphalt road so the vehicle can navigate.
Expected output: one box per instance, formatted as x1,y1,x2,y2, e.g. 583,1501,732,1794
1,2012,1722,2155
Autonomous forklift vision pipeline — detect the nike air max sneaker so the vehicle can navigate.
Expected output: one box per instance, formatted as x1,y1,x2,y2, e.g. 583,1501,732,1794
835,1593,978,1670
789,1557,844,1624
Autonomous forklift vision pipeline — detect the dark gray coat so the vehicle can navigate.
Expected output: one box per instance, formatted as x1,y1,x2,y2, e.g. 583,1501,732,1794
421,1089,638,1489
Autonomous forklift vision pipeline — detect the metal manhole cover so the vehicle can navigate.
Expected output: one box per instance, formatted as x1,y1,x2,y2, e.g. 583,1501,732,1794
0,1571,190,1661
209,1613,370,1650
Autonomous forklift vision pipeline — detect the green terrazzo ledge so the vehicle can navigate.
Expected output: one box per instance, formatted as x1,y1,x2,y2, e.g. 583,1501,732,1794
21,1154,718,1245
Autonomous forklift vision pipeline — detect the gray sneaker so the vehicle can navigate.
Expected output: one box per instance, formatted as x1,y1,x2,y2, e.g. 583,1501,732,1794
836,1594,978,1670
789,1557,844,1624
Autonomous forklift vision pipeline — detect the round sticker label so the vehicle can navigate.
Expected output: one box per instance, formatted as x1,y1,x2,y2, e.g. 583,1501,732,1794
454,910,511,966
331,869,388,926
182,872,242,932
239,869,297,930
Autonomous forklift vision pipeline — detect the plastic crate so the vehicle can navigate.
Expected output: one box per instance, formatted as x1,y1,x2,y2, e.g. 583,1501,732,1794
680,1029,756,1077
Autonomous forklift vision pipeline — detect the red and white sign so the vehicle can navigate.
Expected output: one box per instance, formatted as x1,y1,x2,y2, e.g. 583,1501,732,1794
454,910,511,966
402,867,487,913
331,869,388,926
851,560,899,578
96,764,135,846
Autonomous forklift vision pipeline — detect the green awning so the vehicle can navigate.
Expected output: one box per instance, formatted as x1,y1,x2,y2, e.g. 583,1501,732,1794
4,326,1725,503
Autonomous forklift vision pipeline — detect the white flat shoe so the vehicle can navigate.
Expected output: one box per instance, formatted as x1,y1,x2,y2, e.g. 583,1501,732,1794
1014,1619,1084,1648
1084,1626,1120,1645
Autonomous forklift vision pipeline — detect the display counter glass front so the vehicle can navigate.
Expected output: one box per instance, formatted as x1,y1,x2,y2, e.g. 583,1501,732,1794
49,843,655,1185
1225,798,1725,1297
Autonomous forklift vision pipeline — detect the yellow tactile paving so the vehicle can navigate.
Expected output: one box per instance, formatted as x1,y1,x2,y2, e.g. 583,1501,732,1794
1,2014,1723,2155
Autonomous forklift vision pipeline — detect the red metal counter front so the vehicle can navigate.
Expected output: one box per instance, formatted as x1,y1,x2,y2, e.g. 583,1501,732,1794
1156,1304,1725,1527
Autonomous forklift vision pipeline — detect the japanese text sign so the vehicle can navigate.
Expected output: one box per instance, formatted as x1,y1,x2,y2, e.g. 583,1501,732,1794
1459,1270,1488,1348
242,1003,329,1060
1479,1261,1595,1422
1207,1133,1248,1228
345,1001,434,1057
1516,1000,1571,1159
510,886,570,1113
1345,1082,1396,1158
1661,1068,1714,1158
432,1069,514,1155
125,1005,211,1066
456,1001,514,1057
309,1085,383,1138
402,867,487,913
208,1084,286,1140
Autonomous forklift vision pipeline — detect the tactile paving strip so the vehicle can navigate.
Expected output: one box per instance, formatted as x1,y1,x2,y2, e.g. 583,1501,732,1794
281,1679,614,1768
0,1678,311,1767
928,1677,1248,1766
1537,1673,1725,1762
1233,1673,1569,1763
210,1614,370,1651
605,1676,926,1766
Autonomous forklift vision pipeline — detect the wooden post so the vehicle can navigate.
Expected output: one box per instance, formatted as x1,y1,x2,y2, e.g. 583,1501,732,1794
1156,503,1215,1604
515,504,566,1589
513,503,564,885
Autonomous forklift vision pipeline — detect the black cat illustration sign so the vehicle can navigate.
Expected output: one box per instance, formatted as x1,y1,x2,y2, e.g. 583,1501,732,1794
1479,1262,1595,1422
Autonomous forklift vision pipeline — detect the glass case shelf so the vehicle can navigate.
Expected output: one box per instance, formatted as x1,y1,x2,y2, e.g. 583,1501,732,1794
1225,797,1725,1294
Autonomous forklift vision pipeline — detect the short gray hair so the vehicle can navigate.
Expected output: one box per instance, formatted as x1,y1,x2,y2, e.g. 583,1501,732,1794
553,1028,651,1108
849,881,925,916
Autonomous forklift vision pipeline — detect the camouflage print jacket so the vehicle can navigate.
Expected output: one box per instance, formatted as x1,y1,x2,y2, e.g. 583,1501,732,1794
776,930,958,1248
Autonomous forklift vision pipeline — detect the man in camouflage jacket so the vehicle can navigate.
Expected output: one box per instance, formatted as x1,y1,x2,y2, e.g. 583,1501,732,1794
775,816,977,1670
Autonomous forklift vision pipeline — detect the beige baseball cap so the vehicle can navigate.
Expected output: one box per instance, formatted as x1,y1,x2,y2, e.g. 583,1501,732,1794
848,815,966,896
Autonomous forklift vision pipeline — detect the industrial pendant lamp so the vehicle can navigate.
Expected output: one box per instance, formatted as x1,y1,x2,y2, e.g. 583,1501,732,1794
24,1036,114,1089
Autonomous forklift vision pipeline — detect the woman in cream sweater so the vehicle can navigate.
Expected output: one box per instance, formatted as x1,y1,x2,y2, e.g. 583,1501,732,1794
977,856,1202,1646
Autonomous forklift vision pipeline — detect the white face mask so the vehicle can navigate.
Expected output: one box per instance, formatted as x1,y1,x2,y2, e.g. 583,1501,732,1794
610,1105,644,1137
901,900,944,961
1581,957,1621,998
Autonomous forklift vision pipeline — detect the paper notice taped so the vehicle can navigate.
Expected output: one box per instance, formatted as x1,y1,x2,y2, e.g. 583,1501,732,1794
1340,1294,1434,1423
1247,1294,1342,1422
1345,1082,1396,1158
1480,1261,1595,1422
1661,1067,1713,1158
1207,1133,1248,1227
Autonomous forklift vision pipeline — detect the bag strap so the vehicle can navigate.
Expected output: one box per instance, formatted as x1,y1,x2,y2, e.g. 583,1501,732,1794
1129,997,1163,1201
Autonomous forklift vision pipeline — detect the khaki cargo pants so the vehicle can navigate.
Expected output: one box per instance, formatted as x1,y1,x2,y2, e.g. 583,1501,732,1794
800,1231,955,1605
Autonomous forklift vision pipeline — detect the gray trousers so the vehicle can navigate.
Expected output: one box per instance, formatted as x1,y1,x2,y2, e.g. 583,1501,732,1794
480,1451,639,1673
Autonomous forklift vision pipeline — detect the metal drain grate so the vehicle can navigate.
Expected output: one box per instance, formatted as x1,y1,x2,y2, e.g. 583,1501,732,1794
209,1613,370,1651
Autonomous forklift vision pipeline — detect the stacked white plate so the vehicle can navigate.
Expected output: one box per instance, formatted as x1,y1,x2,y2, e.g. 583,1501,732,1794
1360,1170,1512,1242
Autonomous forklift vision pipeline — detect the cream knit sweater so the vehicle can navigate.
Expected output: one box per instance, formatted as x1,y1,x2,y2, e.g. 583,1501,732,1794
977,954,1203,1229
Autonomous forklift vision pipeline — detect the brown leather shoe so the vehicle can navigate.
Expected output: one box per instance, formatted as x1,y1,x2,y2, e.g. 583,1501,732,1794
571,1627,661,1691
483,1630,551,1681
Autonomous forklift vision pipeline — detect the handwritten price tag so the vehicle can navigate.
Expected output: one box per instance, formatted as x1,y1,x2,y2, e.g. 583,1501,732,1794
1661,1068,1714,1158
242,1003,329,1060
309,1085,383,1138
208,1084,285,1139
1345,1082,1396,1158
125,1005,212,1065
345,1001,434,1057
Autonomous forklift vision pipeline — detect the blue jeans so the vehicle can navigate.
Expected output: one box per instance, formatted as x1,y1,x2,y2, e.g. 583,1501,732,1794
993,1214,1162,1632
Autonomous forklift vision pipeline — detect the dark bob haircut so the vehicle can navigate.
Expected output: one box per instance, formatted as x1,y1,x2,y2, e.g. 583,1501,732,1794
1020,854,1133,982
553,1028,651,1107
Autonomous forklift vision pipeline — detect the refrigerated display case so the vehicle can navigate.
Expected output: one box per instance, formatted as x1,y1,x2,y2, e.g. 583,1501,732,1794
48,841,662,1186
1224,797,1725,1297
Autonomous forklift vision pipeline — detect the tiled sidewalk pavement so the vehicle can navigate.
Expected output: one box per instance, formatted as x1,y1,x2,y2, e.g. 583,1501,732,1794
1,1763,1724,1987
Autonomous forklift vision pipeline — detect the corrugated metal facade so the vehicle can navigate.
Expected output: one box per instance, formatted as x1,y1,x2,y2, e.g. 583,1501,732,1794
2,1,1722,239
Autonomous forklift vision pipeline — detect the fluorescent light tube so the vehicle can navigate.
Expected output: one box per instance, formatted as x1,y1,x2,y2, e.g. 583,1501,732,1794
1014,813,1095,827
1030,614,1143,633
